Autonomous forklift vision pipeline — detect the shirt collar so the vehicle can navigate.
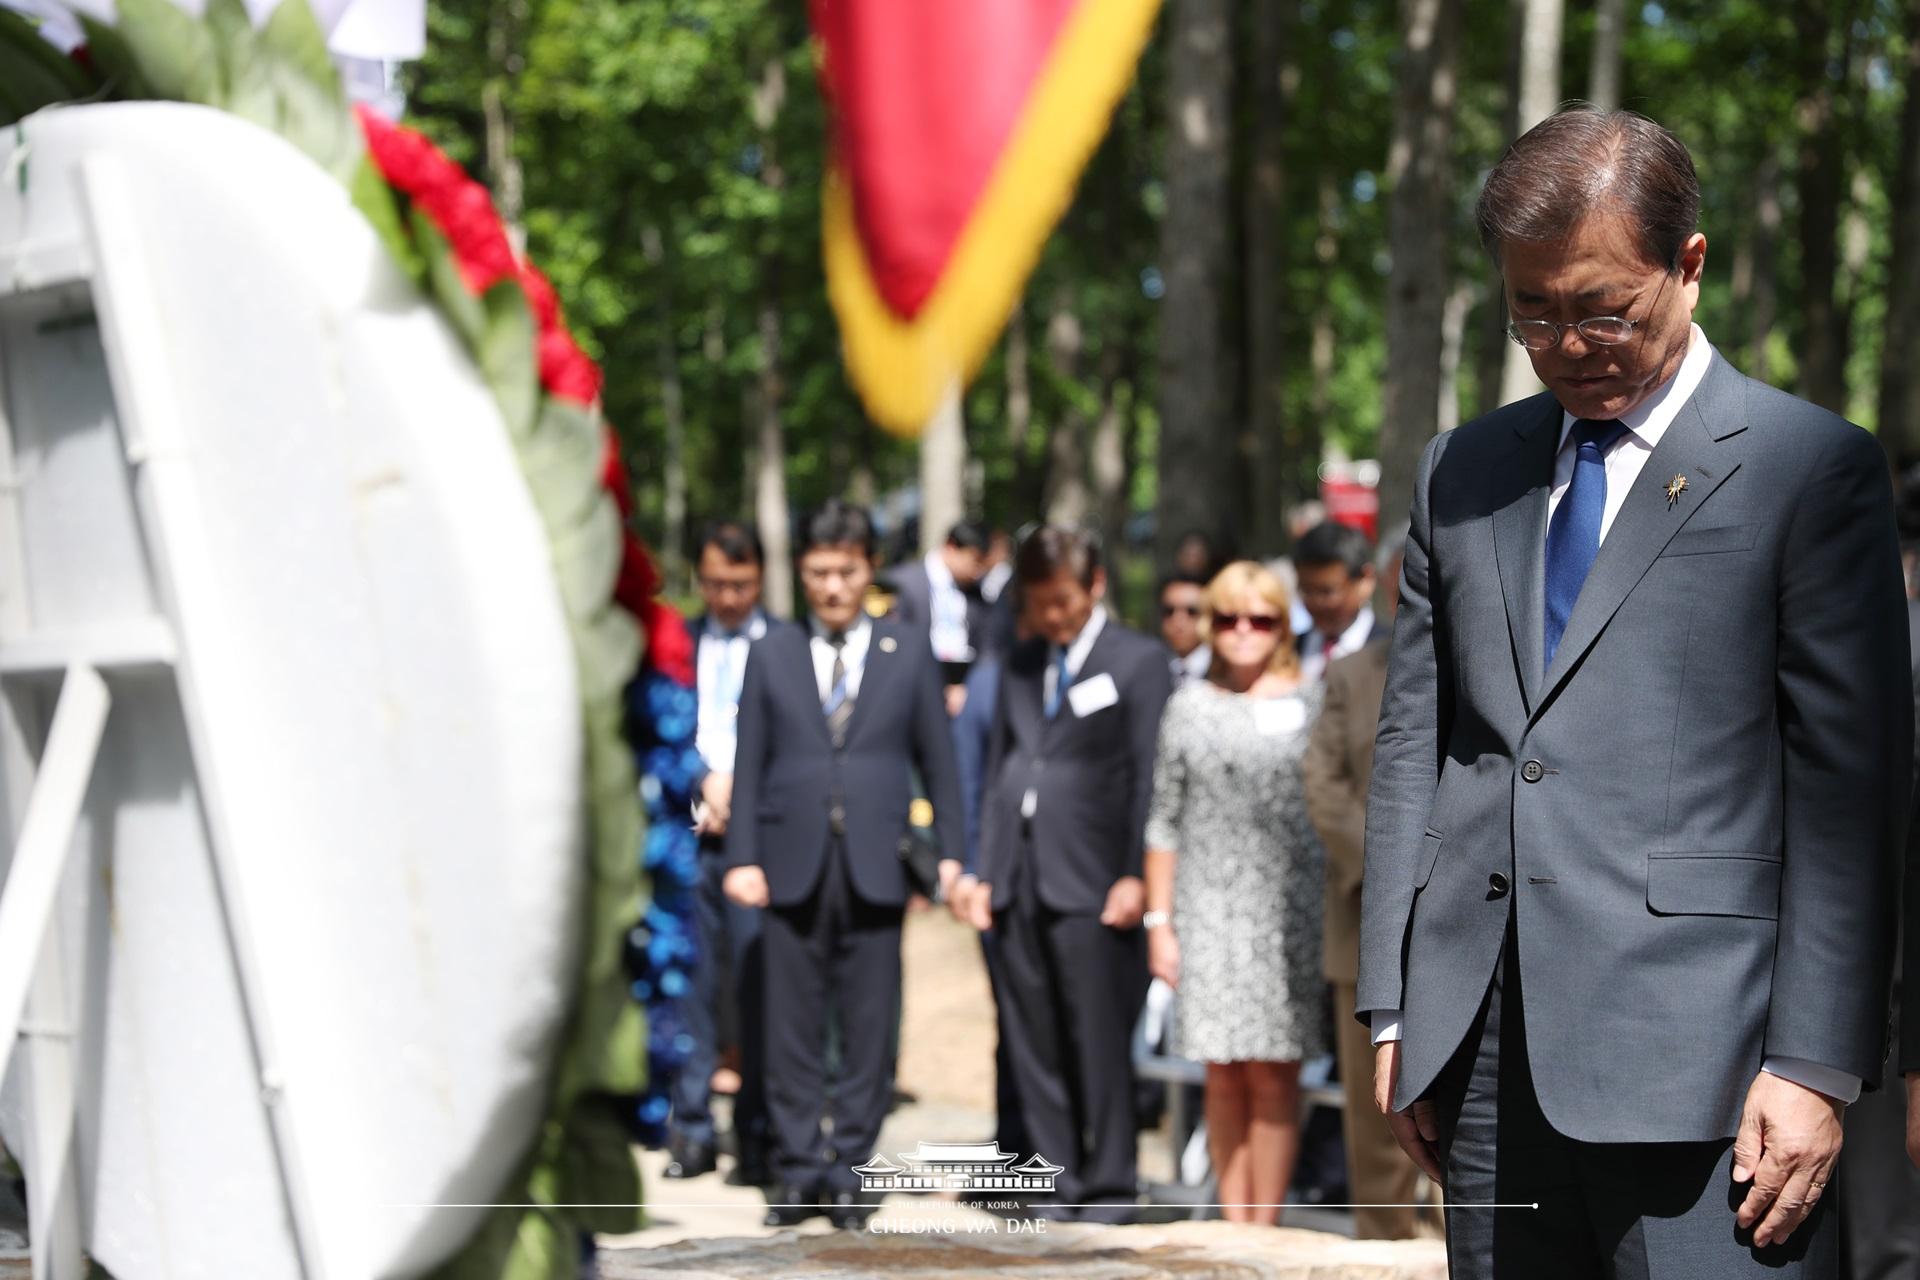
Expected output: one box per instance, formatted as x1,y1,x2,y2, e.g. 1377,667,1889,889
1557,322,1712,453
1056,604,1108,674
1308,607,1374,653
809,613,872,647
707,610,766,641
924,549,957,594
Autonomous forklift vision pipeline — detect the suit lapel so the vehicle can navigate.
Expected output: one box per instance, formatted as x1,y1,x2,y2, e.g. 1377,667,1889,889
1533,354,1748,715
1490,396,1563,715
1048,621,1117,736
842,618,897,743
788,627,832,745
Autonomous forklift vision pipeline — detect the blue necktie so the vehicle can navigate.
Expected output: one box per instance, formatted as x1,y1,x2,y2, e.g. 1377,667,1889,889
1544,418,1630,667
1045,648,1071,719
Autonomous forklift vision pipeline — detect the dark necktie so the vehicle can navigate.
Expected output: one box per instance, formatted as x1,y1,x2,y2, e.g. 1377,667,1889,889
1544,418,1631,666
1045,648,1071,719
826,632,855,747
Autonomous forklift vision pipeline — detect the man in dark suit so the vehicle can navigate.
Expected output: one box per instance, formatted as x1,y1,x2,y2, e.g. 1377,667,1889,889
886,520,999,703
1362,108,1910,1278
1293,521,1378,683
971,525,1172,1222
723,500,963,1228
667,521,773,1184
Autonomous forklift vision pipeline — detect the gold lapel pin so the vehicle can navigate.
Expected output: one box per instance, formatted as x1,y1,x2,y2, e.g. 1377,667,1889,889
1664,473,1689,508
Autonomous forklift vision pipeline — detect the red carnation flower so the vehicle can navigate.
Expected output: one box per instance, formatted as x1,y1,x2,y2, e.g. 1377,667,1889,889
540,328,602,404
640,599,695,686
518,263,564,333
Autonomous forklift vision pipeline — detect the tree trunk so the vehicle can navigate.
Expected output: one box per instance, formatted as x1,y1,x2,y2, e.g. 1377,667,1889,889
1310,172,1340,427
1438,280,1477,434
1156,0,1234,569
1377,0,1464,545
1043,299,1092,527
751,52,793,618
1244,0,1300,558
1497,0,1563,406
1794,0,1847,412
641,224,688,589
1472,1,1527,418
1881,0,1920,463
1750,153,1783,384
1586,0,1625,113
482,0,527,246
919,384,967,555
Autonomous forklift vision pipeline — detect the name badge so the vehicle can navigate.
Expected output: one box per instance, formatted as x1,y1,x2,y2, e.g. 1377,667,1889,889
1254,697,1308,737
1067,672,1120,717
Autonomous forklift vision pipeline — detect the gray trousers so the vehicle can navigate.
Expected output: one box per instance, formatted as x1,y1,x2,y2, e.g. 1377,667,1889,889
1433,925,1838,1279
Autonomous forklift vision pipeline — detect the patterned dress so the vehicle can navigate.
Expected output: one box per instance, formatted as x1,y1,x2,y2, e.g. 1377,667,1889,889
1145,679,1329,1064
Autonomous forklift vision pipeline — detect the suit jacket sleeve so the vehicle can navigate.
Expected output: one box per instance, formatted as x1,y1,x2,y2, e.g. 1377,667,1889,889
977,659,1015,883
1123,649,1175,880
1903,669,1919,1074
909,637,966,865
1357,432,1452,1018
721,640,772,872
1303,656,1365,894
952,661,998,873
1771,426,1911,1079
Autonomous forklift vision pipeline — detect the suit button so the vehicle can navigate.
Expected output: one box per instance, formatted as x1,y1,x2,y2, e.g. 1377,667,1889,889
1488,873,1511,898
1520,760,1545,783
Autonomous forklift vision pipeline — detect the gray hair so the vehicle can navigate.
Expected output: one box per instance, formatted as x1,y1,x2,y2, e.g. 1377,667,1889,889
1476,106,1700,271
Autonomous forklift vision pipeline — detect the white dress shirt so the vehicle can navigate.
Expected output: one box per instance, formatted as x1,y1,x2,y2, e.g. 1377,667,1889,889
808,614,873,704
1543,322,1712,539
924,550,975,663
694,610,767,777
1370,324,1860,1103
1171,643,1211,685
1301,607,1376,684
1024,606,1109,819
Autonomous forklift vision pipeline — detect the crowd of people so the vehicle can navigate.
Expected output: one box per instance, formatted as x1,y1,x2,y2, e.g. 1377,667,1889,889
658,498,1439,1234
651,105,1920,1280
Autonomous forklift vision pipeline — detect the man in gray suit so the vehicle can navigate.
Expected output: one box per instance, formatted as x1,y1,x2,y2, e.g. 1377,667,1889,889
1360,107,1911,1279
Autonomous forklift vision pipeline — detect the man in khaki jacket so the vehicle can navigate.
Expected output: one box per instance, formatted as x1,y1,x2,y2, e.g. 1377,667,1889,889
1303,542,1436,1240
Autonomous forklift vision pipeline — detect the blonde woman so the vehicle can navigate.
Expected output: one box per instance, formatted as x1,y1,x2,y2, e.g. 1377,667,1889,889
1143,560,1327,1225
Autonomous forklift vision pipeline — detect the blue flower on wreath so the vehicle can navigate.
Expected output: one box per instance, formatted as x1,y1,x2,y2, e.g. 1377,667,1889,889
622,662,704,1148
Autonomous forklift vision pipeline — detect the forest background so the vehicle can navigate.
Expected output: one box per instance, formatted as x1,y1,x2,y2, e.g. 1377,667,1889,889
403,0,1920,617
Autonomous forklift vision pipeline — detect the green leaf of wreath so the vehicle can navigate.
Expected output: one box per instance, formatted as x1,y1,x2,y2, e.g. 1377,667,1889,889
256,0,358,184
349,156,423,284
480,280,539,442
107,0,216,104
0,11,98,125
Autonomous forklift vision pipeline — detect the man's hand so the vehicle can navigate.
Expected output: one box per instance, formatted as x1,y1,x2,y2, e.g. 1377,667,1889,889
944,684,969,718
722,865,770,908
1147,925,1181,989
965,881,994,931
1732,1071,1845,1247
1374,1041,1443,1182
938,858,963,902
1906,1073,1918,1169
1100,875,1146,929
947,874,975,923
697,772,734,836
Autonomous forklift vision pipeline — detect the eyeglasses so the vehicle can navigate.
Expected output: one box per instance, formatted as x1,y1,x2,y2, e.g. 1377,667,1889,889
1212,613,1281,634
1161,604,1202,619
698,576,760,596
1505,315,1639,351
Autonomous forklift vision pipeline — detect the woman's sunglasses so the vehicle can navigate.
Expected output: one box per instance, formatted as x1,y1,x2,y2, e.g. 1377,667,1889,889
1212,612,1281,633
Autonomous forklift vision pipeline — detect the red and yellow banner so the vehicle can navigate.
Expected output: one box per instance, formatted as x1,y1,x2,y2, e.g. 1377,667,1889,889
811,0,1162,435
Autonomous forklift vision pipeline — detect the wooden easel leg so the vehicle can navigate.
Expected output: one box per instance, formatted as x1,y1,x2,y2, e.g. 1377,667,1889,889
0,665,111,1280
